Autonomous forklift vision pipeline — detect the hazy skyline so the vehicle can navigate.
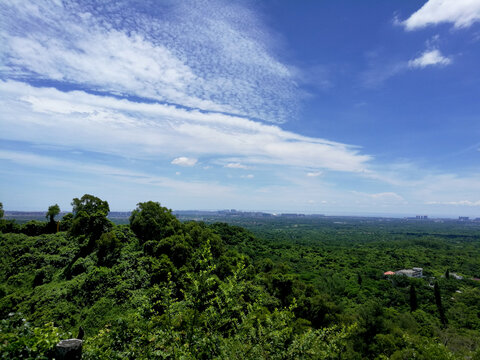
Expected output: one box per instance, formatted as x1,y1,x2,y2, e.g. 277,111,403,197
1,0,480,217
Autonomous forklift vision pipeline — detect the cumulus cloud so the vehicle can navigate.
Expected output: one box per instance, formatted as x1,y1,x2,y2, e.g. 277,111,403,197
306,171,322,177
171,157,198,167
408,49,452,68
403,0,480,30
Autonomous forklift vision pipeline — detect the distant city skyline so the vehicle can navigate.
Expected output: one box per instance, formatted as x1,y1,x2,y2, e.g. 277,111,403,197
1,0,480,217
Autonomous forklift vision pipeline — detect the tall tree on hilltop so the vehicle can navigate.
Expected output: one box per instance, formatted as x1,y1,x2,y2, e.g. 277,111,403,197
46,204,60,223
129,201,181,243
70,194,112,243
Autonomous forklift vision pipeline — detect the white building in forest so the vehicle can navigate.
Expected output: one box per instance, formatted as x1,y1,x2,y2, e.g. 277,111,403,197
395,267,423,278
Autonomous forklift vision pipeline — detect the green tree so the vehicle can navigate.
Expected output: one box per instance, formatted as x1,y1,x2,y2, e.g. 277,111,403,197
70,194,112,242
45,203,61,233
129,201,181,243
434,281,448,326
0,202,4,219
72,194,110,216
46,204,60,223
445,269,450,279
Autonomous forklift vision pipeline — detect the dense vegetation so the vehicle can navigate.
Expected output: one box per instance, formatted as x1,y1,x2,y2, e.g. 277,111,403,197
1,197,480,359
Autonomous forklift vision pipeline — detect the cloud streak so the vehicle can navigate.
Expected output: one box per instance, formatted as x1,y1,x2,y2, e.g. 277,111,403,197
0,80,371,173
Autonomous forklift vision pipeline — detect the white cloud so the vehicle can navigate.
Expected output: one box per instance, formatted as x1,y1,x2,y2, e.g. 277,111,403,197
306,171,322,177
408,49,451,68
0,0,298,123
403,0,480,30
0,80,371,173
225,162,248,169
171,157,197,167
241,174,254,179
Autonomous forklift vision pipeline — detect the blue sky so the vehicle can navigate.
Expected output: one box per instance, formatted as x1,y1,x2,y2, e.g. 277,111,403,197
1,0,480,217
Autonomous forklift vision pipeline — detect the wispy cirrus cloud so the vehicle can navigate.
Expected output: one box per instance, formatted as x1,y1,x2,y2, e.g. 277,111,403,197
0,0,298,123
403,0,480,30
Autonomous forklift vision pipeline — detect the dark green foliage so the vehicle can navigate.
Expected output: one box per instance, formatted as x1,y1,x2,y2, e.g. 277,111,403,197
149,254,176,284
45,204,60,233
2,205,480,358
0,202,3,219
210,222,255,245
356,299,385,350
46,204,60,223
33,266,54,287
296,293,340,328
257,257,274,272
70,194,113,243
96,231,121,266
0,219,20,233
410,284,418,312
22,220,47,236
129,201,180,243
59,212,73,232
434,281,448,326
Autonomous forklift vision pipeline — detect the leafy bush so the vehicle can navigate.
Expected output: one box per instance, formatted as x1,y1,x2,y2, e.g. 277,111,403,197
0,312,63,359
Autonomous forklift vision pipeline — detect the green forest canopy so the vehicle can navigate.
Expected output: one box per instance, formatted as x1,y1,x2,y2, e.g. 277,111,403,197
1,195,480,359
